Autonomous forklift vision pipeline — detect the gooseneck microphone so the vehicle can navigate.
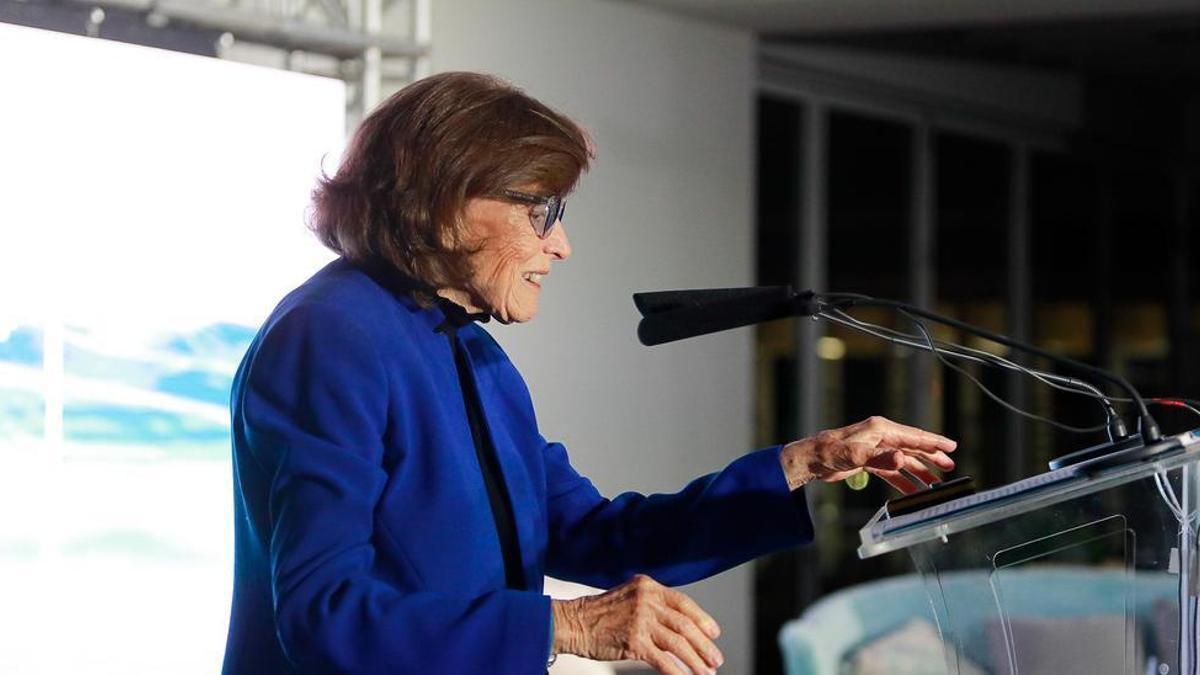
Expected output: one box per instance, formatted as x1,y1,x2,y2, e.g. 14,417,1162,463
816,307,1129,443
633,286,1161,443
634,286,818,347
820,293,1160,443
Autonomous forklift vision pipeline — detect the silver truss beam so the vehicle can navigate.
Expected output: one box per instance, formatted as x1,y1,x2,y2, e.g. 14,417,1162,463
309,0,347,27
16,0,429,127
64,0,422,58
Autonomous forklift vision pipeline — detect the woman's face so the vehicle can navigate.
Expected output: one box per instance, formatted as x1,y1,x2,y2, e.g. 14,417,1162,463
454,193,572,324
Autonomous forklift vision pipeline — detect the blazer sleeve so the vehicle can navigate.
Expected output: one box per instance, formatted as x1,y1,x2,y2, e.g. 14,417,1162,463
239,302,550,674
542,440,815,589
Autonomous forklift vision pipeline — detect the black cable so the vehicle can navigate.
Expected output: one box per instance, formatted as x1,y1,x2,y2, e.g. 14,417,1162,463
818,307,1113,434
821,307,1125,430
899,309,1110,434
818,292,1163,441
819,304,1200,439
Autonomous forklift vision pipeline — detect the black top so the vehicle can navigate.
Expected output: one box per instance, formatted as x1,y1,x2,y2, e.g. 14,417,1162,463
441,320,527,590
364,257,525,590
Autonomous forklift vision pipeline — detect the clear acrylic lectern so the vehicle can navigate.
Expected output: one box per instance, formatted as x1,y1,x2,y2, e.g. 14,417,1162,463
858,429,1200,675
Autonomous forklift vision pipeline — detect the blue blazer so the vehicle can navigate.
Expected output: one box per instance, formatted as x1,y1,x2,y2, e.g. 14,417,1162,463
221,258,814,674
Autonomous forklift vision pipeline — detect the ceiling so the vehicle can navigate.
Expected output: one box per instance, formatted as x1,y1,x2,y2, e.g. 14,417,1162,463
625,0,1200,82
626,0,1200,34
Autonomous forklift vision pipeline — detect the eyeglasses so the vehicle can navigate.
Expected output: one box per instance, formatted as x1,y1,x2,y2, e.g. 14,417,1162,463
500,188,565,239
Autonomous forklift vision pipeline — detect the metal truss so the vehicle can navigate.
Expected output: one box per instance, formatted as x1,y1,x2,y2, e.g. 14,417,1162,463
3,0,430,128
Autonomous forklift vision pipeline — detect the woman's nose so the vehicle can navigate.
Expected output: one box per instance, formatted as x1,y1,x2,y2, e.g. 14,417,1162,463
545,222,572,261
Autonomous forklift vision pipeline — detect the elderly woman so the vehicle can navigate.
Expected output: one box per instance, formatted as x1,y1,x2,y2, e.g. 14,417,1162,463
221,72,956,675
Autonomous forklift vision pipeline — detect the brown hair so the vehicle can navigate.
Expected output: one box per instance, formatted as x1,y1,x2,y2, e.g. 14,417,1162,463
308,71,592,295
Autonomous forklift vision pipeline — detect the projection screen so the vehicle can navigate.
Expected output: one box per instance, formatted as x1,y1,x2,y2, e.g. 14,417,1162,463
0,22,344,673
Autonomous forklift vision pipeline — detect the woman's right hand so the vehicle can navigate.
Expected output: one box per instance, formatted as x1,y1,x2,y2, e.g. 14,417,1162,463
551,574,724,675
778,415,957,494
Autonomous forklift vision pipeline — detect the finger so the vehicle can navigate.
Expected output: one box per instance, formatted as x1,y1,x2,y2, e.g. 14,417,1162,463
641,647,687,675
661,607,724,669
865,466,922,494
857,416,955,451
843,444,904,472
880,471,921,494
901,455,941,486
900,447,956,471
877,426,957,453
868,448,906,471
664,588,720,639
653,625,714,675
823,467,864,483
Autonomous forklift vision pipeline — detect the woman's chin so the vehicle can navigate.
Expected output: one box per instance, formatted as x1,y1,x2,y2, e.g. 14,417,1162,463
507,312,536,324
505,305,538,324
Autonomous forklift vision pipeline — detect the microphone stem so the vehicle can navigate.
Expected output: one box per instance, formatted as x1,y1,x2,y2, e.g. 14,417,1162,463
822,294,1161,442
818,311,1126,438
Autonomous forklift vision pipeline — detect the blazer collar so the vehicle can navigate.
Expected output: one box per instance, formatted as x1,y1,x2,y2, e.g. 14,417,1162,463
356,257,490,334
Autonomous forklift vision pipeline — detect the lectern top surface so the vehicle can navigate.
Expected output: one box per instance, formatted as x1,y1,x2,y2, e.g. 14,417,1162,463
857,428,1200,559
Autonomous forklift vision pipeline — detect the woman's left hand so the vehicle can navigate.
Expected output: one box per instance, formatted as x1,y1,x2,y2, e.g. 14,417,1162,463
779,415,957,494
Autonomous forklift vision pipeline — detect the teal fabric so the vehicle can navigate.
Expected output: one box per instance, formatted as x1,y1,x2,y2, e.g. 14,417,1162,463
778,568,1178,675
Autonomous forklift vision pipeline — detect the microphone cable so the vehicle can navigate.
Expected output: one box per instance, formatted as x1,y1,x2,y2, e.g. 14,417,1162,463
819,307,1200,439
901,309,1110,434
820,306,1121,418
822,309,1200,435
818,292,1163,441
1142,398,1200,674
813,304,1110,434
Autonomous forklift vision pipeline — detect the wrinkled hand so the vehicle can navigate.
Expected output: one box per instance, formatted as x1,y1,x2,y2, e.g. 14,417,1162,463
551,574,723,675
780,415,957,494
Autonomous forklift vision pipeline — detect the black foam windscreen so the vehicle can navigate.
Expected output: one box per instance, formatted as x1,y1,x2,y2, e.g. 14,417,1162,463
633,287,814,345
633,286,792,318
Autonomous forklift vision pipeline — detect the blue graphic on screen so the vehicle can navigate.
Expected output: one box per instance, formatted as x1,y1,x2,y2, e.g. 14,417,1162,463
0,322,257,454
0,325,44,438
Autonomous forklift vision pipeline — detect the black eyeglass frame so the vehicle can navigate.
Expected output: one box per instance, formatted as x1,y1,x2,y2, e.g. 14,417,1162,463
499,188,565,239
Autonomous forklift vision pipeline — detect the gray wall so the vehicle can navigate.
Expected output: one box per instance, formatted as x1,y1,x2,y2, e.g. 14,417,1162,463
431,1,760,672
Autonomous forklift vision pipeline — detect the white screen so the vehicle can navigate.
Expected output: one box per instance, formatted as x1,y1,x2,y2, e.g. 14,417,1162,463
0,23,344,673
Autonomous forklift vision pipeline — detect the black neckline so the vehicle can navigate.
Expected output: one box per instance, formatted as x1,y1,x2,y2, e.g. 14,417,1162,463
434,297,491,334
357,257,490,333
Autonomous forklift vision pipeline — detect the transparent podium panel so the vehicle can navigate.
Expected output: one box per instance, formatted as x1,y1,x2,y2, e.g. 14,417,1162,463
909,479,1179,675
859,431,1200,675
